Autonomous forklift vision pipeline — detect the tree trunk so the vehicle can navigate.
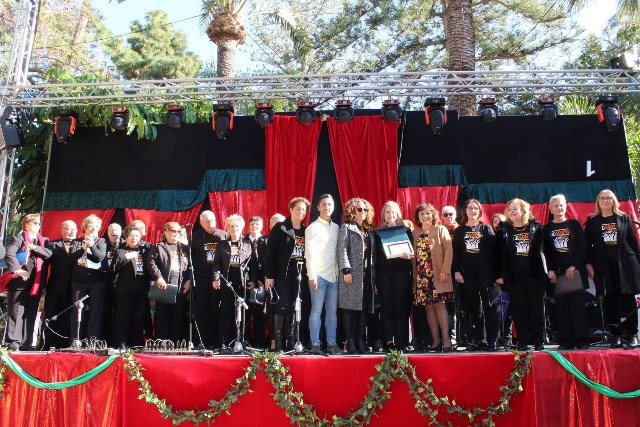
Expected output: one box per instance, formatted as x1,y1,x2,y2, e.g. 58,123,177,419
443,0,476,116
72,0,92,48
207,12,246,78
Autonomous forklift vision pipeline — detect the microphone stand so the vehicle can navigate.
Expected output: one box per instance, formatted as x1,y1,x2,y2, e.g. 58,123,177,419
283,262,322,355
183,224,204,350
41,294,89,351
239,258,260,353
218,273,252,355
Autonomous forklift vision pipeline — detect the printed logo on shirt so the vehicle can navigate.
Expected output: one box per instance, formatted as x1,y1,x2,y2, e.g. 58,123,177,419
169,250,180,272
205,242,218,263
514,232,530,256
292,236,305,260
464,231,482,253
135,254,144,275
602,223,618,245
551,228,570,252
230,243,241,267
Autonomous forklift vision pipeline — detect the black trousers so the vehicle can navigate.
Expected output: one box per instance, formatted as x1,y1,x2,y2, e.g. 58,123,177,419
377,268,411,347
462,268,499,345
71,280,107,340
556,291,589,346
245,301,266,348
43,289,72,349
155,293,188,342
113,290,146,347
4,279,40,349
192,274,221,348
602,261,639,336
506,279,546,346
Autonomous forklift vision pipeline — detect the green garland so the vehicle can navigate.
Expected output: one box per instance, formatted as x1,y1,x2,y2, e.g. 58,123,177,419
0,348,533,426
122,350,260,425
123,350,533,426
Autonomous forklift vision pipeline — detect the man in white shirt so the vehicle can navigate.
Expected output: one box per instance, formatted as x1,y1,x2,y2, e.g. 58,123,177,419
305,194,340,354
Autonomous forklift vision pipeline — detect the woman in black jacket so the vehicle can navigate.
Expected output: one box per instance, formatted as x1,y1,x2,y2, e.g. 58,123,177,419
494,198,547,351
452,199,498,351
147,222,191,343
585,189,640,348
376,201,412,351
212,214,259,349
69,214,107,341
110,226,150,347
264,197,310,351
543,194,589,350
3,214,52,351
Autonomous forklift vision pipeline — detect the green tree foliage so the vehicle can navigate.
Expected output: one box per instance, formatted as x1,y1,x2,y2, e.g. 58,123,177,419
0,0,106,79
100,9,202,79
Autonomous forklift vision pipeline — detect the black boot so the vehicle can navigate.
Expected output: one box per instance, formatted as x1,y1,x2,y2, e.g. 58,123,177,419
273,314,285,352
346,339,358,354
355,338,367,354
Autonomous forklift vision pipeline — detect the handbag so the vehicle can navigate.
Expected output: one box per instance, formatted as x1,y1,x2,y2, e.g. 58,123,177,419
248,286,265,305
148,281,179,305
554,270,584,296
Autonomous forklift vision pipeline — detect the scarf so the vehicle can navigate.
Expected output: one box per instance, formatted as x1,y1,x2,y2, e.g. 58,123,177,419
22,230,45,297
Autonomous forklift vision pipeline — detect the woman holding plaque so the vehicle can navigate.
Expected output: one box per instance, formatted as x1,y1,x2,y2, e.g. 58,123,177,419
543,194,589,350
585,189,640,348
147,222,191,343
375,201,413,351
413,203,453,352
452,199,499,351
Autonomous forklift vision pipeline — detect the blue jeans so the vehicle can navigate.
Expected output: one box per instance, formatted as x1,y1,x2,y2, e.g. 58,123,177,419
309,276,338,345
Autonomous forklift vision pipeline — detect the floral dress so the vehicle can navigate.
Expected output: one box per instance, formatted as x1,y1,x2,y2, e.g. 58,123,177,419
414,233,453,305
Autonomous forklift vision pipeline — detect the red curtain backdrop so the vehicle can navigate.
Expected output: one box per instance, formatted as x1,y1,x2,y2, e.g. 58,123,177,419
124,203,203,244
208,190,268,234
327,116,399,219
41,209,115,240
265,116,322,220
397,186,460,224
4,351,640,426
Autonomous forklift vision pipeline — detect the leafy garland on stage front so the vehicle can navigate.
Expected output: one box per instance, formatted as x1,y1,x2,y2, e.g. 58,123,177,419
0,348,533,427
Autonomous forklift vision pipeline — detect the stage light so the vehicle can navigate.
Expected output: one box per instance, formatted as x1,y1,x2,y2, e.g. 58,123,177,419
610,46,639,72
296,101,316,125
478,97,499,122
335,100,354,123
212,102,234,140
54,109,77,144
254,102,274,127
165,104,184,128
596,95,622,132
0,106,25,149
424,97,447,134
537,96,558,121
110,106,129,131
381,99,402,123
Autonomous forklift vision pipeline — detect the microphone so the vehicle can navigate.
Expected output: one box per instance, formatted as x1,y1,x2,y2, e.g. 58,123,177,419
182,223,193,228
633,220,640,226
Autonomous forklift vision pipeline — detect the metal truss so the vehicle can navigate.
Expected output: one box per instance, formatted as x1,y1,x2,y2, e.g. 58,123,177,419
2,69,640,108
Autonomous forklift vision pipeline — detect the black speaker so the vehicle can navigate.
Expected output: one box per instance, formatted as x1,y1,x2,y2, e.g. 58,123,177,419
0,106,24,149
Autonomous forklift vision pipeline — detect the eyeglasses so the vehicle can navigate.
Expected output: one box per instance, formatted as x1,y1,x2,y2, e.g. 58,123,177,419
356,207,369,213
442,213,454,217
167,229,182,233
599,196,613,201
62,228,77,231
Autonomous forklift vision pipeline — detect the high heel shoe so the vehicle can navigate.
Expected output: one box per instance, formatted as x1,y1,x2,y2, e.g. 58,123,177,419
426,341,442,353
442,346,453,353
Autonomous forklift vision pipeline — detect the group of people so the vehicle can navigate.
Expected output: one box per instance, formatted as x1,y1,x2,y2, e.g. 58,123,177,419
2,189,639,353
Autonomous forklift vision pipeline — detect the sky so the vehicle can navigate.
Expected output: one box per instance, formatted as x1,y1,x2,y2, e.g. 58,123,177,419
92,0,619,72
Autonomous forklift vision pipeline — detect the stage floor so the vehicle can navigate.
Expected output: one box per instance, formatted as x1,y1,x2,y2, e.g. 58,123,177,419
0,347,639,426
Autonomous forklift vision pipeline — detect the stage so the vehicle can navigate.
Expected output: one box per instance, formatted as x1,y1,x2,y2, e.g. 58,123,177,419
0,348,639,427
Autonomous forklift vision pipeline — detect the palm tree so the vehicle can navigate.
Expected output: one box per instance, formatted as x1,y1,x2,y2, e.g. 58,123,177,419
201,0,247,77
